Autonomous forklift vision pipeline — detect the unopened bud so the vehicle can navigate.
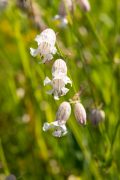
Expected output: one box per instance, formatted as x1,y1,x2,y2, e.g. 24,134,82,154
89,109,105,125
77,0,91,12
56,101,71,124
74,102,86,125
52,59,67,77
58,0,73,17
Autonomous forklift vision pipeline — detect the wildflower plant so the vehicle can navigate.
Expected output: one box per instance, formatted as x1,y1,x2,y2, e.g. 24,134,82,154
1,0,119,179
30,27,88,137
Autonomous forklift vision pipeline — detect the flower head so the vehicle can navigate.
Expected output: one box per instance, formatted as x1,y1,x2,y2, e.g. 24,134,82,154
44,75,72,100
43,102,71,137
74,102,86,125
30,28,57,63
89,109,105,125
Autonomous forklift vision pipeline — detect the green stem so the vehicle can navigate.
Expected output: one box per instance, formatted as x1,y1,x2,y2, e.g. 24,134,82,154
0,139,10,175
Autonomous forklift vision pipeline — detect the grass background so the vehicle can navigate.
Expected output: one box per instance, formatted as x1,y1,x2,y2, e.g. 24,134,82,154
0,0,120,179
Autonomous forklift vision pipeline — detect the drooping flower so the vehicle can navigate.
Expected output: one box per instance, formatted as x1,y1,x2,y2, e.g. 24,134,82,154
89,109,105,125
53,0,73,27
74,102,86,125
52,59,67,77
30,28,57,63
43,102,71,137
44,74,72,100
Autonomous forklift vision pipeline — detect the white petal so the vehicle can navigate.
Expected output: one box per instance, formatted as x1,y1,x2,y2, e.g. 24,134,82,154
35,35,43,45
63,76,72,86
51,46,57,54
52,129,62,137
30,48,39,57
42,122,54,131
42,54,53,63
61,87,69,95
52,124,67,137
44,77,51,86
54,95,59,100
54,91,59,100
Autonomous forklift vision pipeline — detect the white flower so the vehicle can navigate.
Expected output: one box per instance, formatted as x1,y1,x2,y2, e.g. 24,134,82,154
44,75,72,100
43,102,71,137
53,0,73,28
43,121,67,137
30,28,57,63
54,15,68,28
52,59,67,77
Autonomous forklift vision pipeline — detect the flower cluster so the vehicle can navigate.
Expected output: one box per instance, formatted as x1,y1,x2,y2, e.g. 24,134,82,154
43,99,87,137
30,28,87,138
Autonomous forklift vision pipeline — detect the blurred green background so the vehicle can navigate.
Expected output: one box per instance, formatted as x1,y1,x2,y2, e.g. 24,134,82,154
0,0,120,179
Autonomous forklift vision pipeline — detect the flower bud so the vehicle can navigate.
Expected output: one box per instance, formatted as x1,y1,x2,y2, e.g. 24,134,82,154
56,101,71,124
52,59,67,77
89,109,105,125
74,102,86,125
77,0,91,12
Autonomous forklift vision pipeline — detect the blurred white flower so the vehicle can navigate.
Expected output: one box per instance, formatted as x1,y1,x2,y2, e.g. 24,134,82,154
89,109,105,125
16,88,25,99
43,102,71,137
52,59,67,77
44,75,72,100
77,0,91,12
30,28,57,63
22,114,30,123
54,15,68,28
53,0,73,27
